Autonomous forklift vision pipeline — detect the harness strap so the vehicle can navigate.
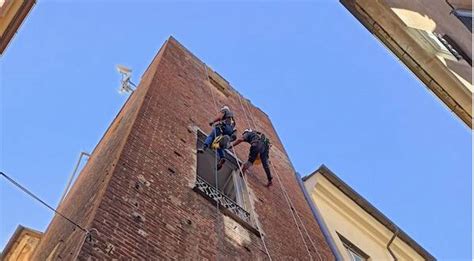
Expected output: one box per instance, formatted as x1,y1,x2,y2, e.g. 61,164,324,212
255,131,271,147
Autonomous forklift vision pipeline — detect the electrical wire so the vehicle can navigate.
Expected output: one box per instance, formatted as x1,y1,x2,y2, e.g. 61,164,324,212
0,171,88,234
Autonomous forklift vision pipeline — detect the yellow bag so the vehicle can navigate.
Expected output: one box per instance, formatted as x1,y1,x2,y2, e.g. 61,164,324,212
211,135,230,150
211,135,223,150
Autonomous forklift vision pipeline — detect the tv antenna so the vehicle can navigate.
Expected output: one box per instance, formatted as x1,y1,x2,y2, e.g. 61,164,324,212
116,65,136,94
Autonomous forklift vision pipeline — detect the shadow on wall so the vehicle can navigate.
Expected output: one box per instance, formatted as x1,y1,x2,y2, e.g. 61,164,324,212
445,58,473,86
385,0,472,85
386,0,471,55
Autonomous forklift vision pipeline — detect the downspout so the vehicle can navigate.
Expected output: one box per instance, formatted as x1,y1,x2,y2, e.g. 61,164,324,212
295,172,344,261
387,225,400,261
58,151,91,205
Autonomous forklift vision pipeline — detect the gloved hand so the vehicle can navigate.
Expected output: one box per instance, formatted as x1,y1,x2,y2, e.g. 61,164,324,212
209,122,213,126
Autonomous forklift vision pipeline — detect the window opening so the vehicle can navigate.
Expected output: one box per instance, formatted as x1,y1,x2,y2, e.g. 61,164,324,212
337,233,370,261
206,67,230,96
438,34,472,65
194,130,258,234
411,29,465,62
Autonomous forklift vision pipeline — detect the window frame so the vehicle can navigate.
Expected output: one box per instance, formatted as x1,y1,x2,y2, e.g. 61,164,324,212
193,130,260,236
410,28,471,65
439,34,472,65
337,233,370,261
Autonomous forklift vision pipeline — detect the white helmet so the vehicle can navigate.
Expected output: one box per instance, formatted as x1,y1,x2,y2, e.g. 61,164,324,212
220,105,229,111
242,128,252,135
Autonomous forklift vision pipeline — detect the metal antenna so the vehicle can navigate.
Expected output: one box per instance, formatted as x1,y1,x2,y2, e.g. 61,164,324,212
116,65,136,94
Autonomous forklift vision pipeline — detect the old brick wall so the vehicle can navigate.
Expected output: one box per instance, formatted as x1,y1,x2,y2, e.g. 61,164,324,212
31,42,168,260
35,37,335,260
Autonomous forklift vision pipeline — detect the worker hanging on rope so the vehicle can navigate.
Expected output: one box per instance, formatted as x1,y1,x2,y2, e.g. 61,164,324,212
232,129,273,187
198,105,237,170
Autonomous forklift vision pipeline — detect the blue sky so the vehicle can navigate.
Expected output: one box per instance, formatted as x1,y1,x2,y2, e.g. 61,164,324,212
0,0,471,259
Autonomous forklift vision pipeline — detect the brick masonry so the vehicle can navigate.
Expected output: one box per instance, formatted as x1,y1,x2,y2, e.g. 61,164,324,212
31,37,334,260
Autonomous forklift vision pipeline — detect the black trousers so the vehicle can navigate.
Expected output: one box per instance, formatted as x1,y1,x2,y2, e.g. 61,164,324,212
248,141,272,182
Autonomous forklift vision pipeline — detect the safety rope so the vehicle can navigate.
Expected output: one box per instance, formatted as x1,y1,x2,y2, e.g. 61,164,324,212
294,201,323,261
269,162,323,261
239,97,322,260
242,99,323,260
202,64,272,260
203,64,222,261
230,146,273,261
237,94,252,129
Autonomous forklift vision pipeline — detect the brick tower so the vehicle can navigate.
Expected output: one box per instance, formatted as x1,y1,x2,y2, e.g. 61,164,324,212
32,37,334,260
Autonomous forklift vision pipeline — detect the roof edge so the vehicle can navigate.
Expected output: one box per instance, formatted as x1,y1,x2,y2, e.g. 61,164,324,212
303,164,435,261
165,36,271,119
1,225,42,258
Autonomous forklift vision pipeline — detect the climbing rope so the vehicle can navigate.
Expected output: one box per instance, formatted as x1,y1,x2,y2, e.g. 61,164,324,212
202,64,272,260
238,97,322,261
230,145,273,261
203,64,223,261
294,200,323,261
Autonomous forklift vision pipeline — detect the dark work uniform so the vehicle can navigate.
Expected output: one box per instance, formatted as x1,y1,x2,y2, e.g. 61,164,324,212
242,131,272,182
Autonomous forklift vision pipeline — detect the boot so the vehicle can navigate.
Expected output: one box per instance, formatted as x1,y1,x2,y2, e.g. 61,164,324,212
266,178,273,187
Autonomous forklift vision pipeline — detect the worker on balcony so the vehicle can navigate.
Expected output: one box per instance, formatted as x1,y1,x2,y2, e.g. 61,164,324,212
231,129,273,187
198,105,236,170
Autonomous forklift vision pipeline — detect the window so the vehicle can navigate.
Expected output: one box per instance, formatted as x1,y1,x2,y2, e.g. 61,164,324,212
439,34,472,65
194,131,257,233
453,9,472,32
413,29,468,62
345,246,367,261
338,233,369,261
435,34,462,60
206,66,231,96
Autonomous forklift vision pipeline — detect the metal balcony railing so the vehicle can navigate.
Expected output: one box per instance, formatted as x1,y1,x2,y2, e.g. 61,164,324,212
194,176,251,224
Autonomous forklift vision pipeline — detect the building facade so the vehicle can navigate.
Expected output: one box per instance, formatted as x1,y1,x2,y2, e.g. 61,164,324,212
30,37,334,260
1,225,42,261
303,165,435,261
341,0,472,128
0,0,35,55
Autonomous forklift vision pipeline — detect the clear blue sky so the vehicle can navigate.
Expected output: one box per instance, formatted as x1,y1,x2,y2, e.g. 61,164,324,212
0,0,471,259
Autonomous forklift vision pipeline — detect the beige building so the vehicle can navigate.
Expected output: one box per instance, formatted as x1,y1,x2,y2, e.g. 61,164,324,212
1,225,42,261
341,0,472,128
303,165,435,260
0,0,36,55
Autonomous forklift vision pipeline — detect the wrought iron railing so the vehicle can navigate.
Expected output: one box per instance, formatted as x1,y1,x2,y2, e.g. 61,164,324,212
194,176,251,224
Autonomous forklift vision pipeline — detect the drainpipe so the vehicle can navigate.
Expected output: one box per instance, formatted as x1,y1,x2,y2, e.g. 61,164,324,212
387,225,400,261
295,172,344,261
58,151,91,205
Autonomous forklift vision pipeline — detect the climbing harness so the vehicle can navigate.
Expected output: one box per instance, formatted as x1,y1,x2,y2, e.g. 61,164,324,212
243,129,271,166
